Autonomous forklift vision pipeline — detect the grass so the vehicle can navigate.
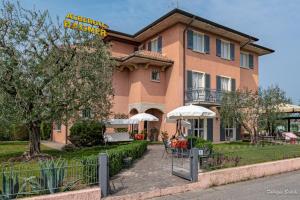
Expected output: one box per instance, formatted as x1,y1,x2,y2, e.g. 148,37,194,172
0,141,135,163
213,141,300,166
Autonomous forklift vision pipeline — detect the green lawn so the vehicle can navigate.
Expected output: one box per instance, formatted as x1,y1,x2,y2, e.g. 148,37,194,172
0,141,130,163
213,142,300,166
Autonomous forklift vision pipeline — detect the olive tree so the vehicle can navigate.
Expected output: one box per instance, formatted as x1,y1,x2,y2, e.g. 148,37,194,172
220,86,289,144
0,1,115,157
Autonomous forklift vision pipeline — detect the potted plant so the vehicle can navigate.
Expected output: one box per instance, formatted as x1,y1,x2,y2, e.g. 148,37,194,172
160,131,169,141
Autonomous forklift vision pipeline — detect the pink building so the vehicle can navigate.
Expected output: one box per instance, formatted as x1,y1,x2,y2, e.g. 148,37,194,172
52,9,274,144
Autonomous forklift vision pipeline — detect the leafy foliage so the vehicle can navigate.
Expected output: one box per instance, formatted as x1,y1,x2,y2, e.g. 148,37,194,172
0,171,19,199
24,159,78,195
220,86,289,143
0,0,115,155
69,120,106,147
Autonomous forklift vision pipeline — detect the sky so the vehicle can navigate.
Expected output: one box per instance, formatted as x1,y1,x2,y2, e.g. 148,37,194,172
16,0,300,104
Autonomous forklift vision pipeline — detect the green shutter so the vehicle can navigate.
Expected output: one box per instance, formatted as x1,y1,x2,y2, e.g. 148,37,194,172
204,35,210,54
220,121,225,141
187,30,193,49
148,41,151,51
205,74,210,89
249,54,254,69
231,78,236,91
187,70,193,89
216,39,221,57
207,118,213,141
230,43,235,60
157,36,162,53
216,75,221,91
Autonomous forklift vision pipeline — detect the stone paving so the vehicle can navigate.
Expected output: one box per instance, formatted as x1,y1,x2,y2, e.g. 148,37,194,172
110,145,189,196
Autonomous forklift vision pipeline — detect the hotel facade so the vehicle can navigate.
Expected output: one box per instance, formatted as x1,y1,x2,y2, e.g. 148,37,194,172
52,9,274,144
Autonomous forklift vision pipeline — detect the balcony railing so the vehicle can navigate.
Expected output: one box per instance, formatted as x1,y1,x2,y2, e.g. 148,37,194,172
185,87,223,105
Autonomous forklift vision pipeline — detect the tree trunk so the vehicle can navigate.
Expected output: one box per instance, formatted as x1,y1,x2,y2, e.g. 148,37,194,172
29,121,41,156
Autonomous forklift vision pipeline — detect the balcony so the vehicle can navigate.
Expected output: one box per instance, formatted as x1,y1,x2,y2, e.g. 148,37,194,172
185,88,223,105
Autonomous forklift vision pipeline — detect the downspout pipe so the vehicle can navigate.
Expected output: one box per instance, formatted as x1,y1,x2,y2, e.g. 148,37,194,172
241,38,252,48
183,17,195,105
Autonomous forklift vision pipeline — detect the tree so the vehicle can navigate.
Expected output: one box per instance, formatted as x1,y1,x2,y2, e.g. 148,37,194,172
259,86,290,135
220,86,289,144
0,1,115,158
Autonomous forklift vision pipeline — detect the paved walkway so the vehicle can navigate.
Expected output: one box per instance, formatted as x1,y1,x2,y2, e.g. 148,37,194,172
110,145,189,196
152,170,300,200
41,140,65,150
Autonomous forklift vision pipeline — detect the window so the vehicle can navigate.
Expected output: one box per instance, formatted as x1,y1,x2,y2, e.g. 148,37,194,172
54,122,61,132
225,121,236,141
192,71,205,89
221,40,231,60
188,119,204,138
151,69,160,82
220,76,231,91
148,36,162,53
82,108,92,118
240,52,254,68
193,32,205,53
151,38,159,52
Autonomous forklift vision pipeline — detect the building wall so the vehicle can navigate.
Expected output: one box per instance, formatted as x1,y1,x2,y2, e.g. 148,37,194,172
52,23,260,144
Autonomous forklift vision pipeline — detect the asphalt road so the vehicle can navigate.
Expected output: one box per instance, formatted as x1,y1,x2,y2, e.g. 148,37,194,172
153,171,300,200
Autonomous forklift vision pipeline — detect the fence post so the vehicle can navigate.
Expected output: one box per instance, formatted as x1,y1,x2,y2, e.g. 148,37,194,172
190,148,199,182
99,153,109,197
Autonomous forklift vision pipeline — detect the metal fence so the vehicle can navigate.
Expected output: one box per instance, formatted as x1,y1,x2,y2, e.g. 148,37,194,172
0,157,100,199
171,148,198,182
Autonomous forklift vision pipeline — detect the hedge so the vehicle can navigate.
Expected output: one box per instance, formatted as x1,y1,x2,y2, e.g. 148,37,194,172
81,141,148,181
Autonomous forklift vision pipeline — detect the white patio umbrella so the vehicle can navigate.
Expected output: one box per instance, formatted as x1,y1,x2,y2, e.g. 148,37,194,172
128,113,159,123
167,105,216,119
128,113,159,138
167,105,216,144
165,118,191,129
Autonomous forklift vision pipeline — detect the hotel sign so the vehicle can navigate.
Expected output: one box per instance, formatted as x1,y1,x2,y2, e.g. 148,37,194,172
64,13,108,37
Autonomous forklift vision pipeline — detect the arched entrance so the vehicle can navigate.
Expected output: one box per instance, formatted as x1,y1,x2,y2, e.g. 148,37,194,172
145,108,163,141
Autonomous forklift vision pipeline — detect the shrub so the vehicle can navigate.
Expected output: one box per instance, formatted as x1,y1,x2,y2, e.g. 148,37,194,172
80,141,148,181
10,124,29,141
195,138,213,155
69,120,106,147
187,136,213,154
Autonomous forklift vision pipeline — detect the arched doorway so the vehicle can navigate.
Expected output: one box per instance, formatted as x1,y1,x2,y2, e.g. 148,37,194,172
145,108,163,141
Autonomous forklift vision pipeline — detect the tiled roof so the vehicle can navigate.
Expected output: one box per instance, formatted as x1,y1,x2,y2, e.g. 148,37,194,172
117,50,174,63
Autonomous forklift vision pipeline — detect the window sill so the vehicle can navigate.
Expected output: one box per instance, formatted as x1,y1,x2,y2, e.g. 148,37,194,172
189,49,208,55
219,57,232,61
240,66,251,70
151,79,160,83
54,130,61,132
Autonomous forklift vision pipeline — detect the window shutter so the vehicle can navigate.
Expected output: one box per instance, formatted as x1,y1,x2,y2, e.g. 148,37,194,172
230,43,235,60
187,30,193,49
216,75,221,91
187,70,193,89
216,39,221,57
204,35,210,54
236,124,241,141
231,78,236,91
220,121,225,141
207,119,213,142
205,74,210,89
157,36,162,53
249,54,254,69
148,41,151,51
